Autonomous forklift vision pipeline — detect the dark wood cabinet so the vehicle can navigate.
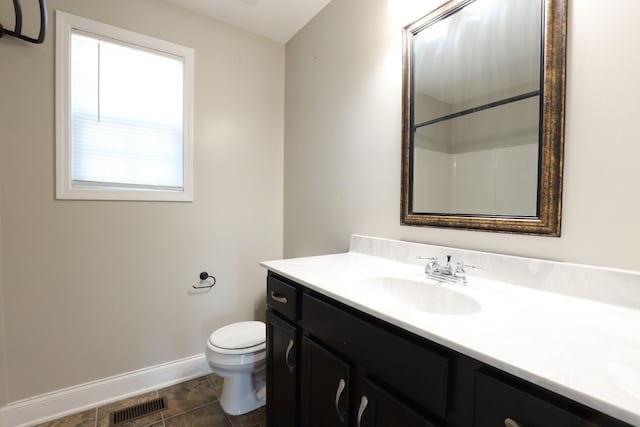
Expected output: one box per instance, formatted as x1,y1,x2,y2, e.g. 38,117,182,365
302,293,449,419
266,271,631,427
356,377,440,427
266,311,299,427
267,274,299,322
473,372,630,427
300,336,350,427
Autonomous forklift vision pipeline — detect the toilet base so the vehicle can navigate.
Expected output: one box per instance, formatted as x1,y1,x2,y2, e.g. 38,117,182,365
219,370,266,416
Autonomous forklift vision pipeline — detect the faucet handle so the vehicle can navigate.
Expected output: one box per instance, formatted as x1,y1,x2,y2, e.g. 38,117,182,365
452,261,481,284
456,261,482,270
453,261,467,279
418,256,440,274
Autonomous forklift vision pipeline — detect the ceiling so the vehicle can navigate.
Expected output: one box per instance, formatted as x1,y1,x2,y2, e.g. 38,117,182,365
164,0,333,43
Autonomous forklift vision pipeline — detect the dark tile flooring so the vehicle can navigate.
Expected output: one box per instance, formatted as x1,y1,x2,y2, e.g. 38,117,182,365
33,374,265,427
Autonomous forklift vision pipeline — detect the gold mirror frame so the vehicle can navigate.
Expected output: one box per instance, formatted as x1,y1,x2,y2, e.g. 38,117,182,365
401,0,567,236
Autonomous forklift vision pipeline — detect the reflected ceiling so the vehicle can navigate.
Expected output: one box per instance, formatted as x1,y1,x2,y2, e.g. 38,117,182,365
414,0,541,104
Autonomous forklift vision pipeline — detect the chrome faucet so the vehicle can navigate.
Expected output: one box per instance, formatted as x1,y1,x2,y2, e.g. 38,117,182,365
418,255,480,285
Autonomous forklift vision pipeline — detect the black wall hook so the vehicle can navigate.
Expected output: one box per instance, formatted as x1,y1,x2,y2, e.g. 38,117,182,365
193,271,216,289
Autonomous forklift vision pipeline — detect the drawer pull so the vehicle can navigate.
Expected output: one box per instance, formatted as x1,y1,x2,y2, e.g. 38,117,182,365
271,291,288,304
357,395,369,427
334,378,346,423
504,418,522,427
285,339,295,373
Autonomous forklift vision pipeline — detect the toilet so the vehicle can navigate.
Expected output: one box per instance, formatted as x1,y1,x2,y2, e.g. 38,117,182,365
205,321,267,415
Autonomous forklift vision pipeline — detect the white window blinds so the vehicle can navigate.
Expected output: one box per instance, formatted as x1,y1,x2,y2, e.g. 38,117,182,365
70,32,185,191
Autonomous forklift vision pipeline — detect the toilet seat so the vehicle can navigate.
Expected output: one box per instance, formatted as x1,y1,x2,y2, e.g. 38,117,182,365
208,321,266,355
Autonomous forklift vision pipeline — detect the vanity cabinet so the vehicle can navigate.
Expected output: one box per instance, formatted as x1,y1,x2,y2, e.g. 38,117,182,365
265,272,631,427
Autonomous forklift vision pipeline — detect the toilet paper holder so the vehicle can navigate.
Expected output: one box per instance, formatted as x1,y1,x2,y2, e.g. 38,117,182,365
193,271,216,289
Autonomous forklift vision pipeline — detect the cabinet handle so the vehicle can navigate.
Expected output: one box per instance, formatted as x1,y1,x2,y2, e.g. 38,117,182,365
334,378,346,423
504,418,522,427
356,395,369,427
270,291,288,304
285,339,295,373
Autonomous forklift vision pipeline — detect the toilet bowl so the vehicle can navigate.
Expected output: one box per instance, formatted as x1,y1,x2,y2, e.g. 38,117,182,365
205,321,267,415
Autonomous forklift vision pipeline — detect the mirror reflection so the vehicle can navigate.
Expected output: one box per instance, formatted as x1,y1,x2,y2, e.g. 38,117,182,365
410,0,542,216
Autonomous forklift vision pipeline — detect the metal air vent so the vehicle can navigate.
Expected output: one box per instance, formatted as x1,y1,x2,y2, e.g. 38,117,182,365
110,397,166,425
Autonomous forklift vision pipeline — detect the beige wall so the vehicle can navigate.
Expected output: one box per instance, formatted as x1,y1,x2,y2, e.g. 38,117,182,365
0,0,283,402
0,193,6,407
284,0,640,271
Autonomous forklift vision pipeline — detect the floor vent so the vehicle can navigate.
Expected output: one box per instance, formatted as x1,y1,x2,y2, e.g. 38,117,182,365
110,397,166,425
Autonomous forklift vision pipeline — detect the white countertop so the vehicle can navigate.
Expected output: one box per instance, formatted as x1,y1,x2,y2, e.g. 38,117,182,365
261,236,640,426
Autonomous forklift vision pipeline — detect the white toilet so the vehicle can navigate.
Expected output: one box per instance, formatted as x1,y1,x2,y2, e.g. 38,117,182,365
205,321,267,415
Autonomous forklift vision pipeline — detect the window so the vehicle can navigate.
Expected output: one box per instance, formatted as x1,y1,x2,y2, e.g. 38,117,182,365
56,11,194,201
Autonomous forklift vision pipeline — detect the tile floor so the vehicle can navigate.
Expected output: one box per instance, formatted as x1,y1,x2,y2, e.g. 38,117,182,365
33,374,265,427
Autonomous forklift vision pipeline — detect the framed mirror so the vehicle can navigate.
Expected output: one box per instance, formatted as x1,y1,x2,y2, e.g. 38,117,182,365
401,0,567,235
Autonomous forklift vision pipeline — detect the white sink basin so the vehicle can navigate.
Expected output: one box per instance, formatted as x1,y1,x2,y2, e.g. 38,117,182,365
353,277,481,315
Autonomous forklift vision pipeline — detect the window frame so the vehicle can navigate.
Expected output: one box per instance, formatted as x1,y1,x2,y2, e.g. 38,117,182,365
55,11,194,201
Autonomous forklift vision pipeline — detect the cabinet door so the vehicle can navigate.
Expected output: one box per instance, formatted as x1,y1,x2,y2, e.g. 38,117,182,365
266,311,298,427
301,336,350,427
356,378,440,427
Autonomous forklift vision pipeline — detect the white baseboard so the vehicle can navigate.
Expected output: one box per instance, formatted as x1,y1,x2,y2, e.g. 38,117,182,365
0,354,211,427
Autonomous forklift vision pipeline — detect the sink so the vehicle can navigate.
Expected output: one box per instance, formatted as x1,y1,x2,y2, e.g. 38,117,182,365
352,277,481,315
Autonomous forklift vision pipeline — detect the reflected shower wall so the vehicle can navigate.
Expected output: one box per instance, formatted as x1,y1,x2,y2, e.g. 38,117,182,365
412,95,539,216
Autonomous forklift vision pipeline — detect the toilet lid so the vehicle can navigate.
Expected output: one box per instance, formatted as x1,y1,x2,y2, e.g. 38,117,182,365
209,321,265,350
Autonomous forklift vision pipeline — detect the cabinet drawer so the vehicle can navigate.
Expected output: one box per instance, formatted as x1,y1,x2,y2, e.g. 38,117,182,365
302,293,450,419
474,372,598,427
267,274,299,322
